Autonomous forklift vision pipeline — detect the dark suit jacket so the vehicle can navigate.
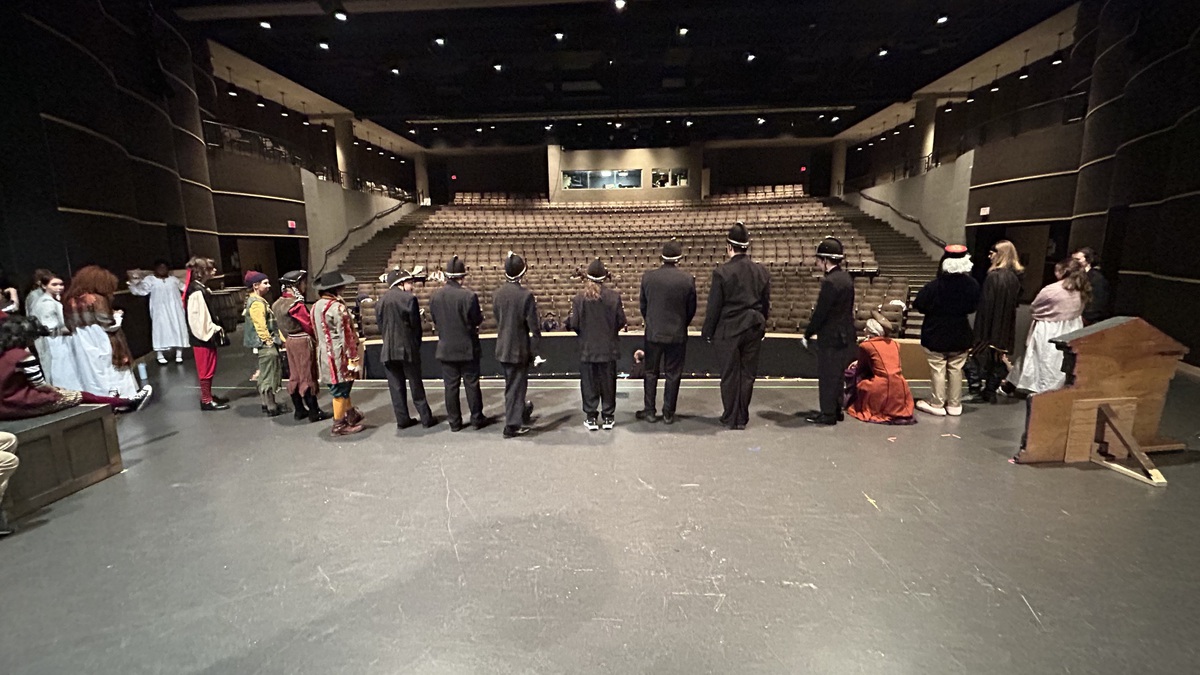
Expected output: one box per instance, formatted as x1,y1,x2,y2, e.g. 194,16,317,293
567,286,627,362
640,264,697,344
701,254,771,340
805,266,856,349
1083,267,1112,324
376,287,422,363
429,280,482,362
493,281,542,365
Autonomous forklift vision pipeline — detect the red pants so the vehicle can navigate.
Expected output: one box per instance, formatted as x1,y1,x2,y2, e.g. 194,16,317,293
80,392,130,407
194,346,218,403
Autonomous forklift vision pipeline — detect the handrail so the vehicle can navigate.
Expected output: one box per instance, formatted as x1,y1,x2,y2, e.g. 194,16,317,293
315,201,415,278
853,192,947,248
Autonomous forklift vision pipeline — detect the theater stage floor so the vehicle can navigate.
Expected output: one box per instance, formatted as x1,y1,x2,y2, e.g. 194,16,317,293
2,350,1199,675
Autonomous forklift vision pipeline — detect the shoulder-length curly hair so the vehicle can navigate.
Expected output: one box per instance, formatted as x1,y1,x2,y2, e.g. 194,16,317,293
62,265,119,304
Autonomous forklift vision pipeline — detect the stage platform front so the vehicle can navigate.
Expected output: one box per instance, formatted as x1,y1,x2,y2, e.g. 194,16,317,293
362,333,934,380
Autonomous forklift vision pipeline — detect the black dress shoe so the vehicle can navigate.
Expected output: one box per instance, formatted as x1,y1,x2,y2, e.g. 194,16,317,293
397,418,418,430
662,412,675,425
837,410,845,422
731,423,746,430
503,426,531,438
212,395,230,405
472,416,494,430
805,414,837,425
635,409,659,422
421,416,438,428
449,422,464,432
201,401,230,411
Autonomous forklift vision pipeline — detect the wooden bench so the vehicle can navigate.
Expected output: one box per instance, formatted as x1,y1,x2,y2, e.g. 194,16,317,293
0,405,123,519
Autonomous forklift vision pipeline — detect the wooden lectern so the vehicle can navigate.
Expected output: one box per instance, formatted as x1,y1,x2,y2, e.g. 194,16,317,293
1017,317,1189,486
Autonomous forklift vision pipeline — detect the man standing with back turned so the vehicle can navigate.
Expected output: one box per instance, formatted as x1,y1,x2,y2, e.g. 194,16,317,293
637,239,696,425
377,267,436,430
430,255,488,431
804,237,857,426
492,251,541,438
701,222,771,430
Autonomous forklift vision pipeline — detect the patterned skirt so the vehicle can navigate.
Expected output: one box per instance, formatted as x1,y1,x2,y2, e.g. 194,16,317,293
284,335,319,396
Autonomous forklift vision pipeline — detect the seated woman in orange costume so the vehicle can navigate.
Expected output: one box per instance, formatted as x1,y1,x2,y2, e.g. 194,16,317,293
845,309,916,425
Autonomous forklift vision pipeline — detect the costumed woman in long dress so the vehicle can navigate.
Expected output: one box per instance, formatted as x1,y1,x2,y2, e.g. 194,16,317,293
24,269,55,316
0,316,151,421
1008,258,1091,454
845,307,916,425
62,265,140,398
28,273,79,389
967,240,1023,403
128,259,189,364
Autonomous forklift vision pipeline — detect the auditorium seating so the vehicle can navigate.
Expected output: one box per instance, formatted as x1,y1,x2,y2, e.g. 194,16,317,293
349,187,913,338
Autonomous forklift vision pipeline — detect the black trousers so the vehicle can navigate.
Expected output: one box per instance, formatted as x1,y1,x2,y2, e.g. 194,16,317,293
501,362,530,429
441,359,484,426
967,347,1009,394
384,358,433,425
816,343,857,417
717,328,765,427
643,340,687,415
580,361,617,418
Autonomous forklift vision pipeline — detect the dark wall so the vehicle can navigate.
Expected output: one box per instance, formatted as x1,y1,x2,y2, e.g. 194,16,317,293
208,151,307,236
967,123,1084,225
706,146,813,192
445,150,549,195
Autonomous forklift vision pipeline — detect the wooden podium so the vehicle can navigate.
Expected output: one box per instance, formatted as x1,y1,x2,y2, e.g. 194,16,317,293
1017,317,1189,486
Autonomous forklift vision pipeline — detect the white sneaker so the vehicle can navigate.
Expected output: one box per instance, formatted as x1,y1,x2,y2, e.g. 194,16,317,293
584,417,599,431
156,354,168,365
175,351,184,363
916,400,947,416
945,405,963,416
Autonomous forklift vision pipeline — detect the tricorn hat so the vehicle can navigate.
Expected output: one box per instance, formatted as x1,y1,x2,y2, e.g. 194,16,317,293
727,221,750,248
280,269,307,287
505,251,527,280
313,271,356,292
661,239,683,262
445,255,467,278
816,237,845,260
586,258,609,282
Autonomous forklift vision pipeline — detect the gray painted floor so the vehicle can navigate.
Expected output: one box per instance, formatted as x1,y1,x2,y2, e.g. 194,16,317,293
2,347,1199,675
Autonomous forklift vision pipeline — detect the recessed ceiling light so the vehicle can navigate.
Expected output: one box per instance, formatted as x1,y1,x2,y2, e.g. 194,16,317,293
1018,67,1029,80
745,52,756,63
318,42,330,50
877,47,889,57
614,122,623,128
379,150,385,155
554,32,565,42
321,124,330,133
334,11,348,21
830,116,840,122
990,83,1000,92
756,117,766,125
493,63,503,72
576,122,583,126
936,15,948,25
856,147,863,151
818,114,825,119
490,125,496,129
665,119,672,124
390,155,396,160
408,129,416,135
256,96,265,108
366,145,373,151
880,136,886,142
400,159,406,163
353,140,359,145
868,142,874,146
677,26,689,36
391,68,400,75
944,103,953,113
434,37,445,47
908,122,915,128
613,0,626,11
476,127,483,133
966,94,975,103
893,129,900,135
259,21,271,29
1051,52,1064,66
281,108,288,117
544,124,553,130
685,120,693,127
432,126,438,131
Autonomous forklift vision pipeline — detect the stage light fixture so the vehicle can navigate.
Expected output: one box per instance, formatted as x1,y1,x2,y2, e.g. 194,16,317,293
476,127,483,133
391,68,400,75
966,77,976,103
255,80,265,108
989,64,1001,92
614,0,626,11
493,62,504,72
544,124,553,130
909,122,915,128
614,122,623,129
685,120,693,127
856,147,863,151
301,102,310,125
868,142,874,146
320,124,330,133
944,102,953,113
1018,49,1031,82
554,32,565,42
259,21,271,29
353,140,359,145
334,11,348,21
1051,33,1066,66
379,150,385,156
893,129,900,135
225,67,237,96
756,117,766,125
936,14,948,25
279,92,289,116
677,26,689,36
318,42,330,50
434,37,445,46
878,46,889,57
408,129,416,135
831,116,840,122
745,52,756,63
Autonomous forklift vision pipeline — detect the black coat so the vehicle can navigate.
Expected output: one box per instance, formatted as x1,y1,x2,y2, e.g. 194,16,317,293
973,268,1021,352
429,280,482,362
1083,267,1111,324
376,287,422,363
701,254,771,340
640,263,697,344
805,266,856,348
914,273,982,353
567,286,626,362
493,281,542,365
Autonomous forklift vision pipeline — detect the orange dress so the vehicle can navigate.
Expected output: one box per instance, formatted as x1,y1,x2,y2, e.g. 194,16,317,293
846,337,916,424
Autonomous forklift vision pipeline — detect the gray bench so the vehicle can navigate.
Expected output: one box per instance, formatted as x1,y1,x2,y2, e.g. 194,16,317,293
0,405,122,519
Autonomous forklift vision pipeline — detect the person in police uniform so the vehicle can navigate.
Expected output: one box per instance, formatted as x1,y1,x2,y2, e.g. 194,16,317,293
637,239,697,425
804,237,857,425
701,222,771,430
429,255,487,431
377,267,436,430
492,252,541,438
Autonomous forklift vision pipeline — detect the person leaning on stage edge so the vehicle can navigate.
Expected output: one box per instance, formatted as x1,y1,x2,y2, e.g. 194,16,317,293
492,251,542,438
701,222,771,431
804,237,857,426
429,255,488,431
377,267,436,430
637,239,697,425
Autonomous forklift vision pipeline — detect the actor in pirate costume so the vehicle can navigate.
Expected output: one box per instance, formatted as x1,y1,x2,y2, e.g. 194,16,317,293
312,271,364,436
184,257,229,411
804,237,857,426
242,271,286,417
377,266,436,430
567,259,627,431
429,255,488,431
492,251,541,438
701,222,771,430
637,239,697,425
272,270,333,422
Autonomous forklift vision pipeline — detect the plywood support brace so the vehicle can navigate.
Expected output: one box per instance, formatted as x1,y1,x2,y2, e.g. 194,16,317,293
1090,403,1167,487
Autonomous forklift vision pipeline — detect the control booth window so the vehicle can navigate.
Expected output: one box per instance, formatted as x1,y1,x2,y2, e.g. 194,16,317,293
562,169,642,190
651,168,689,188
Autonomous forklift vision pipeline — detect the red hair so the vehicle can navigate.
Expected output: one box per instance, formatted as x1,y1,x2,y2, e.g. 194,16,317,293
62,265,119,304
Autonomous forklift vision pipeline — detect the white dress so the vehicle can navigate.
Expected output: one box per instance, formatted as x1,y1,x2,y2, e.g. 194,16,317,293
1007,281,1084,394
69,325,138,398
30,295,80,390
128,274,189,351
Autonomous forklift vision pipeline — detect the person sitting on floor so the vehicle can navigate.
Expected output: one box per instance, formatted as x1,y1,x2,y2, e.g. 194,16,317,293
844,309,916,425
0,316,151,422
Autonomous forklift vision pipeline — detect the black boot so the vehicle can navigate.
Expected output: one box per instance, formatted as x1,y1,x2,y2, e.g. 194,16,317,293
305,393,333,422
0,510,14,537
291,393,309,421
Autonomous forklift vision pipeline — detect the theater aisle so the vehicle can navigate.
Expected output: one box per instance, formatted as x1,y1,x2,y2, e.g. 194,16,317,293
1,348,1199,674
